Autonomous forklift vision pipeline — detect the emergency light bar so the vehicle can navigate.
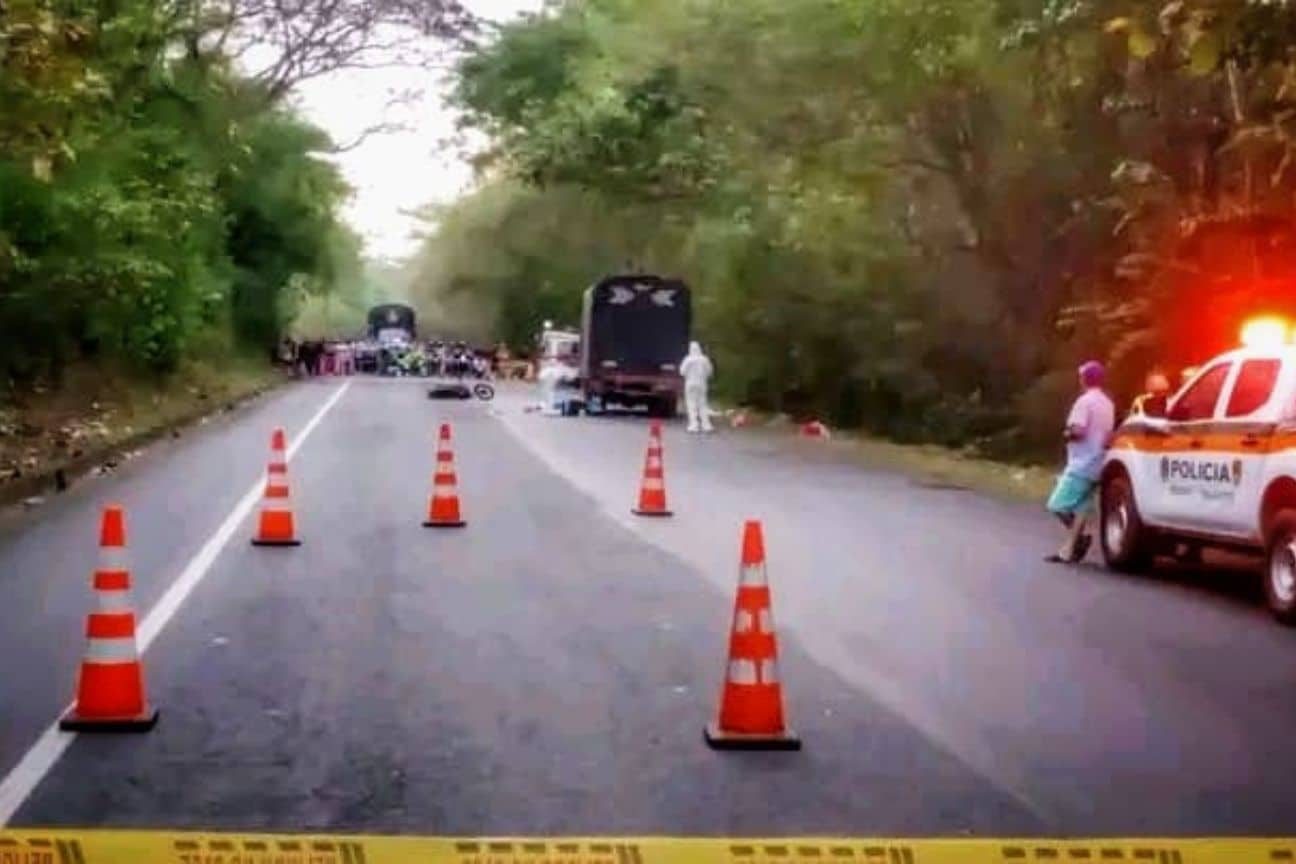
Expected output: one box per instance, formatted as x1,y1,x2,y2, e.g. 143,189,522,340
1240,316,1290,348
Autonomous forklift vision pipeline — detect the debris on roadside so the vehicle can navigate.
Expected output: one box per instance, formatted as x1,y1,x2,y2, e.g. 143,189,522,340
800,420,832,439
22,496,45,508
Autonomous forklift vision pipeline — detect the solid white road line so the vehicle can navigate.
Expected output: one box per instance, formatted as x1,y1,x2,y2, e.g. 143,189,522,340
0,380,350,827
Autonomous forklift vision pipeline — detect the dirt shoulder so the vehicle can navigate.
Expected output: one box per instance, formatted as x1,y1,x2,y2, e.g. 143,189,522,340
832,433,1057,503
0,357,288,508
725,410,1058,505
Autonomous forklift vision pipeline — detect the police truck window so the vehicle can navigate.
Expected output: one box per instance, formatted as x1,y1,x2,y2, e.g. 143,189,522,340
1168,363,1231,422
1226,359,1281,418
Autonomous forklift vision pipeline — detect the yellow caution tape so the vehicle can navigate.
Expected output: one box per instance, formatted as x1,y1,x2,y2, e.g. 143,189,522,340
0,832,1293,864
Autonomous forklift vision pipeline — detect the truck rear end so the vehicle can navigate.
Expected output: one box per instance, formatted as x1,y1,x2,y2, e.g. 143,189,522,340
580,275,691,417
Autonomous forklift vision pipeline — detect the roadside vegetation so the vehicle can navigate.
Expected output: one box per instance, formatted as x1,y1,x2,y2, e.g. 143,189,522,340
412,0,1296,461
0,0,471,489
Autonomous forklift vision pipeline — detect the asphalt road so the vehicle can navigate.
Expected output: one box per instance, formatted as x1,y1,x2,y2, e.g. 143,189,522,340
1,376,1294,834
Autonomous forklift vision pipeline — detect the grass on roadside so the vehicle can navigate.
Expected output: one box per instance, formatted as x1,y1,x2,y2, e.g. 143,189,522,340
0,354,285,501
831,432,1058,503
724,406,1058,504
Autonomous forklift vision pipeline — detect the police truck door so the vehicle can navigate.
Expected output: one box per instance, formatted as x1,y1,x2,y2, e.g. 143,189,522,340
1217,356,1285,539
1155,361,1235,533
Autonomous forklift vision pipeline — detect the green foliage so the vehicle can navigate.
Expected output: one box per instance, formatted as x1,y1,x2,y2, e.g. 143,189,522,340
1,0,361,381
412,0,1296,458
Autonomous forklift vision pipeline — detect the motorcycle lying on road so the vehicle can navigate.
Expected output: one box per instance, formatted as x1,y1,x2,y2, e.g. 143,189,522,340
427,375,495,401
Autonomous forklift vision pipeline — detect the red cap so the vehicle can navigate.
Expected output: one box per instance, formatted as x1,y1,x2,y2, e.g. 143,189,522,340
271,427,287,451
439,423,452,441
100,505,126,548
740,519,765,566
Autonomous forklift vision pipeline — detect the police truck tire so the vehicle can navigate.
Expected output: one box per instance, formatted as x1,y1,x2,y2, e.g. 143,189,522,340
1263,511,1296,625
1100,473,1153,573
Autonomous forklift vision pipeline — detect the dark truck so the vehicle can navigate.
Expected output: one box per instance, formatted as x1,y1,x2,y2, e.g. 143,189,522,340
367,303,416,342
362,303,417,374
580,275,691,417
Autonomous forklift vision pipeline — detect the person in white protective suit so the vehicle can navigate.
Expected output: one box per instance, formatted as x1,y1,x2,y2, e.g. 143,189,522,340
536,362,565,416
679,341,715,433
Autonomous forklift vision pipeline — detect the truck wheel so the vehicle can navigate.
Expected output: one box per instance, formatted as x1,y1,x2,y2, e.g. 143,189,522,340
1100,473,1154,573
1263,511,1296,625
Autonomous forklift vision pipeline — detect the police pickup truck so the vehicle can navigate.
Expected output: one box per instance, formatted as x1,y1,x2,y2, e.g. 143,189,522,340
1101,331,1296,624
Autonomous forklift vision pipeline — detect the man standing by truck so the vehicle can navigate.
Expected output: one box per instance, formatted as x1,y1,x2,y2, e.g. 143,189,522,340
679,341,715,433
1045,360,1115,563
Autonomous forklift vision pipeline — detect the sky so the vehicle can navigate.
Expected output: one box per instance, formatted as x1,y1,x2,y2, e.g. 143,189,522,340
289,0,546,262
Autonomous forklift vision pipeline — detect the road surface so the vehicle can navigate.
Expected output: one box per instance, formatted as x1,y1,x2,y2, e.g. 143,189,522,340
0,376,1293,834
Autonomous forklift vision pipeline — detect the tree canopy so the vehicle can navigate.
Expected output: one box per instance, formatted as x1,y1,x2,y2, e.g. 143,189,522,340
411,0,1296,457
1,0,471,383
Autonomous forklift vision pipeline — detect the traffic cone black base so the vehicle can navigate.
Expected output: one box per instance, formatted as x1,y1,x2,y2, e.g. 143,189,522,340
251,538,302,547
422,519,466,529
59,707,159,733
632,508,673,518
705,723,800,751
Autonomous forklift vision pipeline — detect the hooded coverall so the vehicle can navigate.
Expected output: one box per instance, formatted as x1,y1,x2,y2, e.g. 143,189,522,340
679,341,714,432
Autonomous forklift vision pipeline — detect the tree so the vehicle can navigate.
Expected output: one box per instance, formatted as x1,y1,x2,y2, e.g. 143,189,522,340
1,0,366,381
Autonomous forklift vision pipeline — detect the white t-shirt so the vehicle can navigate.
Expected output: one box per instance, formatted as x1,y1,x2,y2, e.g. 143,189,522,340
1065,387,1116,480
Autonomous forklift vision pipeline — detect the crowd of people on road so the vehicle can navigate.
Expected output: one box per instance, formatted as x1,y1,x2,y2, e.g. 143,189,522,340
275,338,359,377
274,336,504,379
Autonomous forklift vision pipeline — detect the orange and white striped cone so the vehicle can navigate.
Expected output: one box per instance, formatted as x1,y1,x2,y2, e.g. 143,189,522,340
251,427,300,546
632,421,672,517
59,505,158,732
705,520,799,750
423,423,467,528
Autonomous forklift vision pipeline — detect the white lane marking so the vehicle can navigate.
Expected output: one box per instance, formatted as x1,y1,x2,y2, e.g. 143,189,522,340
0,380,350,826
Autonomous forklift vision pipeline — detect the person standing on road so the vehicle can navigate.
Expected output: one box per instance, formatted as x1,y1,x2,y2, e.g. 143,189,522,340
679,341,715,433
1045,360,1115,563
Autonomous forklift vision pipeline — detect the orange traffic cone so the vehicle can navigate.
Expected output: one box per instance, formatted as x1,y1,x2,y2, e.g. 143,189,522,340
705,520,799,750
251,427,300,546
632,421,672,517
424,423,467,528
59,505,158,732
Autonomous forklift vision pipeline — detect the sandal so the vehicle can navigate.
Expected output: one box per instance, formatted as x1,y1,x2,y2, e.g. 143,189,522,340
1044,553,1067,563
1069,534,1093,563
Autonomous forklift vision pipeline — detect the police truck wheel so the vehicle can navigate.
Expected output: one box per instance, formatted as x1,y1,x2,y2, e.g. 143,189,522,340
1100,473,1153,573
1263,511,1296,625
